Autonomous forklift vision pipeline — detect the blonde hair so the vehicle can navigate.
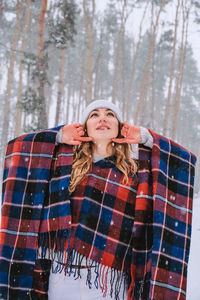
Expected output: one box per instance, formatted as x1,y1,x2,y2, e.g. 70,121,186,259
68,124,138,194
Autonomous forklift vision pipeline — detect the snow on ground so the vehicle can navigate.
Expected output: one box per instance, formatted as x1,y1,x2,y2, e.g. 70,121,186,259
187,192,200,299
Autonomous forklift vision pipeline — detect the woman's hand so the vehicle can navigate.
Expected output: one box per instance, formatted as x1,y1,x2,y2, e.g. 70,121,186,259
61,123,93,145
112,123,142,144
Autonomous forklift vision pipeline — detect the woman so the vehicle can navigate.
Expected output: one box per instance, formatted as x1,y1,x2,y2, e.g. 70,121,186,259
0,100,196,300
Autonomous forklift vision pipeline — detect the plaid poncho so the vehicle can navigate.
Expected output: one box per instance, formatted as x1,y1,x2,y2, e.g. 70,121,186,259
0,126,196,300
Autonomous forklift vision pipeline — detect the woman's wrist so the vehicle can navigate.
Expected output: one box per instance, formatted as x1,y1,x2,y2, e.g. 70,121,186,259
56,128,63,144
140,127,153,148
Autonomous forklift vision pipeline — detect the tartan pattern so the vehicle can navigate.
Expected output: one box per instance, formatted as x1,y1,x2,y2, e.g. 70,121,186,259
37,148,153,299
68,157,138,272
149,131,196,300
0,127,196,299
0,127,62,299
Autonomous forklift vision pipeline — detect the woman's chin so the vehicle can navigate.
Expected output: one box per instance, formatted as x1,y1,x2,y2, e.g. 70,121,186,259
92,137,112,144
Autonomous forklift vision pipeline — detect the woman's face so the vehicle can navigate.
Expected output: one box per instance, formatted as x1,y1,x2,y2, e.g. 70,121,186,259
86,108,119,142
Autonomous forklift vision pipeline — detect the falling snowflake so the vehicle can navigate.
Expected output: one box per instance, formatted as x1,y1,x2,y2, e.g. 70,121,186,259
5,158,13,168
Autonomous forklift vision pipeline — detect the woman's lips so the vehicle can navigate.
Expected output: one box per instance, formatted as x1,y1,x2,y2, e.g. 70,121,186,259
96,125,110,130
96,126,110,130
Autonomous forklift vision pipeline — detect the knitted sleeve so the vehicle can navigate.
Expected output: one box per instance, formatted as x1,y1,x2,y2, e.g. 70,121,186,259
140,127,153,148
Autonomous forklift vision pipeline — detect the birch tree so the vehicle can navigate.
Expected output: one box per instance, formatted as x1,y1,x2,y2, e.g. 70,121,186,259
37,0,48,128
1,0,24,152
111,0,127,104
134,0,166,124
83,0,95,104
77,46,87,122
126,1,149,121
93,27,103,101
0,0,3,20
150,1,156,130
163,0,180,135
172,0,191,139
48,0,77,125
15,0,31,136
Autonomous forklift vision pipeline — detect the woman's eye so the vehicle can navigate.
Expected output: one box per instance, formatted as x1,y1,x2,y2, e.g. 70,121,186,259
107,112,115,117
90,112,98,118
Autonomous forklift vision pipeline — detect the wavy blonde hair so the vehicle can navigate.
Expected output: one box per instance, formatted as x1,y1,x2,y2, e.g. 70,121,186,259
68,123,138,194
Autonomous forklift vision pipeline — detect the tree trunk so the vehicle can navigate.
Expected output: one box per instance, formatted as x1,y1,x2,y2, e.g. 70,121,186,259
83,0,95,104
0,0,3,20
126,1,149,121
37,0,48,128
93,29,103,100
55,46,66,126
120,32,126,120
1,0,24,153
151,47,156,130
150,1,156,129
134,0,166,124
66,82,71,124
15,0,31,137
172,0,191,139
163,0,180,135
77,46,87,122
112,0,127,104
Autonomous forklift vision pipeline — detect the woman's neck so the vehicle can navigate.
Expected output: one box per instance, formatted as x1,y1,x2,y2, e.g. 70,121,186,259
93,140,111,156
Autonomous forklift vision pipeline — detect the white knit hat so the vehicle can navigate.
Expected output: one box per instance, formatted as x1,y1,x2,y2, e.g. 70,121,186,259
81,100,122,123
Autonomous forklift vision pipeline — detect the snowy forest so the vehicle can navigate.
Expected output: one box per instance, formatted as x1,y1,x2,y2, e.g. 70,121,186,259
0,0,200,298
0,0,200,188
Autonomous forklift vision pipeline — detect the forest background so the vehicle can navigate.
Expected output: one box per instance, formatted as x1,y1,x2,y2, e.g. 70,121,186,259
0,0,200,299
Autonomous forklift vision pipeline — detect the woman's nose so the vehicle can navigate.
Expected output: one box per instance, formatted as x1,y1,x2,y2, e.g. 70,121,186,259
99,114,107,122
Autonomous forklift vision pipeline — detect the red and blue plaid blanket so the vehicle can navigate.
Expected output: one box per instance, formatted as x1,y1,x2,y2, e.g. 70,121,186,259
0,127,196,299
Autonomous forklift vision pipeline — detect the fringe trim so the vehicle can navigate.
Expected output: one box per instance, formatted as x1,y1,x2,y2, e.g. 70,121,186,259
38,231,129,300
127,271,151,300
